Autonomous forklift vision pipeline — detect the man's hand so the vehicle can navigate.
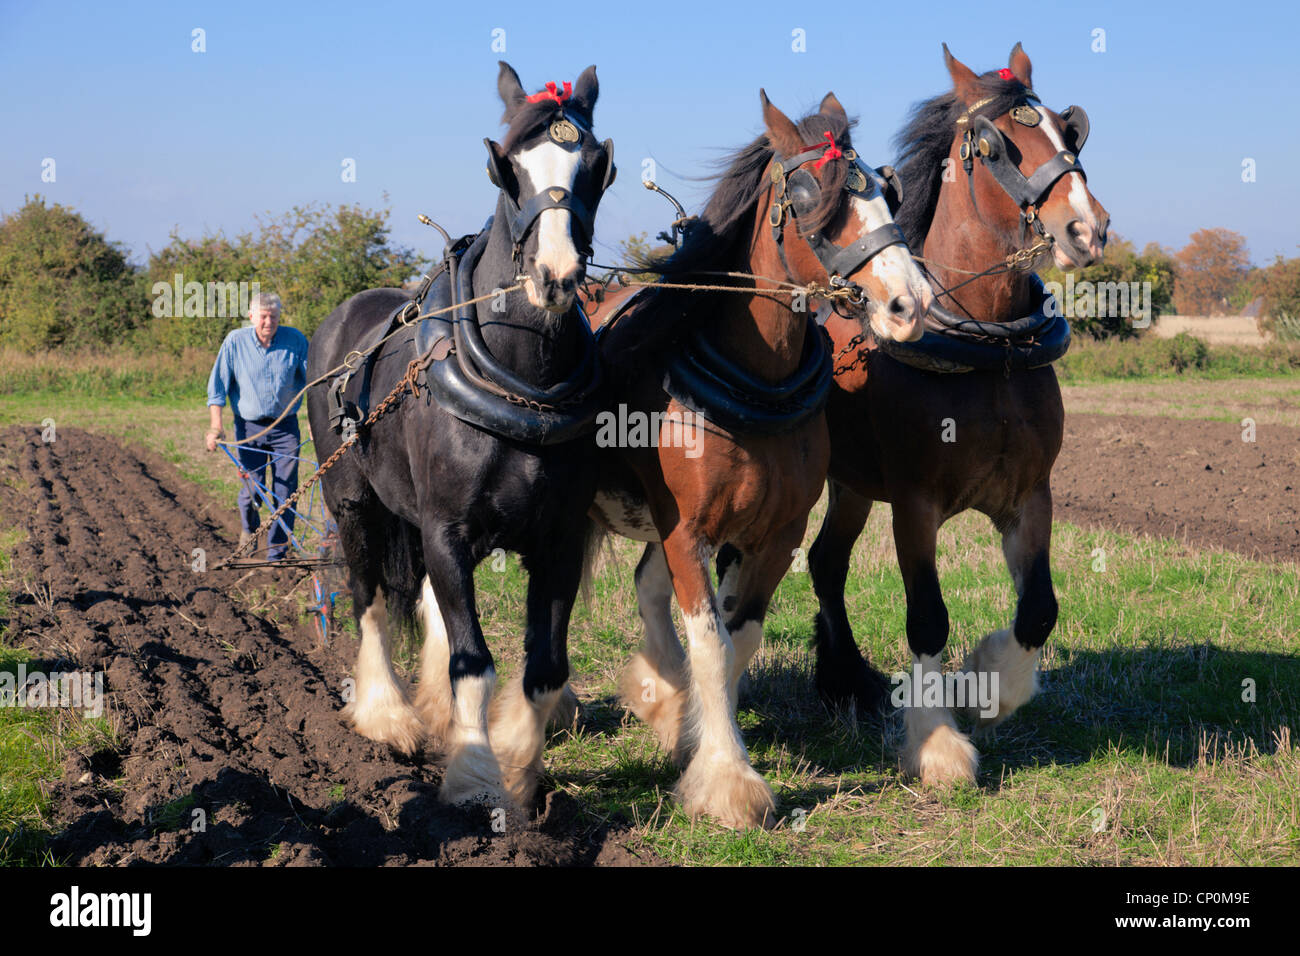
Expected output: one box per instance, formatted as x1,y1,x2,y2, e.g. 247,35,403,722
205,428,225,453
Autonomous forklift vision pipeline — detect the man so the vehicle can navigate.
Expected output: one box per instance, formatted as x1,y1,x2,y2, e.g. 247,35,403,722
205,292,310,561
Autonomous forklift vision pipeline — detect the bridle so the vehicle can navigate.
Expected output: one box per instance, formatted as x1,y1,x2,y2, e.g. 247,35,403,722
484,109,617,269
766,136,908,305
955,88,1090,244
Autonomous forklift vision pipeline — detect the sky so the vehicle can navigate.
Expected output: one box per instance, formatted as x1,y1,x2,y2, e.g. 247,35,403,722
2,0,1297,271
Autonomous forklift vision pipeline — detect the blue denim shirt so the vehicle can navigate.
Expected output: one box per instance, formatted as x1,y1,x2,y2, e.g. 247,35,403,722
207,325,309,421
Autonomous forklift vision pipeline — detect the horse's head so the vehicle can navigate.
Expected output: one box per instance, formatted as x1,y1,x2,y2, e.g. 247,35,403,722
943,43,1110,269
759,91,932,343
486,62,616,313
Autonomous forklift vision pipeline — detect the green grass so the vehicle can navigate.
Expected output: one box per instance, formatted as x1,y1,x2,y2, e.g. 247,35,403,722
498,504,1300,865
1057,333,1300,383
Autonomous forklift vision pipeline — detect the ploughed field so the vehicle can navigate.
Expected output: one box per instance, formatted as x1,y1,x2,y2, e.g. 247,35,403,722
1,383,1297,865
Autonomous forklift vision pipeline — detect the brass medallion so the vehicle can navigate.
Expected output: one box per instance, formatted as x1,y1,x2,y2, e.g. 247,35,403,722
1011,105,1041,127
846,167,868,192
548,119,580,144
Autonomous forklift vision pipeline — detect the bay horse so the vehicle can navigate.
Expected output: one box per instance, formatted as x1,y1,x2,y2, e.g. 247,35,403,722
590,91,934,828
306,62,614,808
809,44,1109,784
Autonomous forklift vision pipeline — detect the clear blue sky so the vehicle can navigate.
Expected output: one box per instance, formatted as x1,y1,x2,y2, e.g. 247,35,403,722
2,0,1296,270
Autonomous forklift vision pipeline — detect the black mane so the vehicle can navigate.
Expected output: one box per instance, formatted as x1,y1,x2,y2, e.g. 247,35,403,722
644,108,855,280
893,72,1031,250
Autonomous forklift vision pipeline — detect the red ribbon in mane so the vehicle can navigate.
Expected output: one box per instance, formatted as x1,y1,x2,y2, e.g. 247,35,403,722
814,131,843,170
526,81,572,105
997,68,1017,81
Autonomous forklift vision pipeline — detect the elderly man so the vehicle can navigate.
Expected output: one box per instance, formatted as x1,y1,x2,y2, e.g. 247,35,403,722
205,292,310,561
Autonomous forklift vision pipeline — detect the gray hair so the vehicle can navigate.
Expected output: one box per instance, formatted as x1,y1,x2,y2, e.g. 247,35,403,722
248,291,282,315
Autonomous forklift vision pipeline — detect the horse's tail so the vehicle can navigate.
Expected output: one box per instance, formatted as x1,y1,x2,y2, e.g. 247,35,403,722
579,516,609,607
379,513,426,640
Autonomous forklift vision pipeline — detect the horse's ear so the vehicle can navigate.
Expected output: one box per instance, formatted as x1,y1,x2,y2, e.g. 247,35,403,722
819,92,848,125
760,89,803,156
570,65,599,121
942,42,981,103
1008,41,1033,88
497,61,527,121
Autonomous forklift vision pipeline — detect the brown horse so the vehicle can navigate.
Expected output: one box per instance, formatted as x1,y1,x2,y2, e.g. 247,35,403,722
590,91,933,827
809,44,1109,784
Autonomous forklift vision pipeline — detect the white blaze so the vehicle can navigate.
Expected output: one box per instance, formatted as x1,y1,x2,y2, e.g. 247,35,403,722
514,140,583,281
1035,106,1094,226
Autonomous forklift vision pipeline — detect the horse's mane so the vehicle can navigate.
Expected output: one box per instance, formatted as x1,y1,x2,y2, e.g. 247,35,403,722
642,108,854,280
603,108,854,359
893,72,1030,250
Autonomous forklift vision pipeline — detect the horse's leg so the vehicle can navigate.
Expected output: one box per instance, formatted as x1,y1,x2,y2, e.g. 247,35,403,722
414,574,453,748
339,504,424,755
421,530,502,805
619,542,688,754
720,518,807,709
892,498,978,785
487,540,583,807
809,479,893,715
962,481,1057,730
662,529,775,829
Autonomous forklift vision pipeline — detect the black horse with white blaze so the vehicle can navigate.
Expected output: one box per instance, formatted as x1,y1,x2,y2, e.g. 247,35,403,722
306,62,614,809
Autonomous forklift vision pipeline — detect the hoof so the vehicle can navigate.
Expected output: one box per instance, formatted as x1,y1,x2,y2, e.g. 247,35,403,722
902,723,979,786
813,613,893,719
547,685,581,733
440,743,506,807
961,628,1040,729
620,652,685,757
413,682,453,751
675,757,776,830
342,696,425,757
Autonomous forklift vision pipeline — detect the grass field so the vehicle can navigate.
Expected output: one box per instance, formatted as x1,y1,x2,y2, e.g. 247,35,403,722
2,366,1298,865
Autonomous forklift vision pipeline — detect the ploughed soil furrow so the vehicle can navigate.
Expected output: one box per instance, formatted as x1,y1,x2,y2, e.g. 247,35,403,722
1054,414,1300,563
0,426,649,866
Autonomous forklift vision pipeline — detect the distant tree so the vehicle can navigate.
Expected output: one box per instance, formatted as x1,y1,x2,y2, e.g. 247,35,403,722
1254,251,1300,341
0,195,140,351
1173,228,1250,315
252,201,423,338
143,232,261,352
143,200,424,351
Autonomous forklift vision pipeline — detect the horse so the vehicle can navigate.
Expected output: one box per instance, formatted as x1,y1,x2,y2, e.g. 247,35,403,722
305,61,615,809
808,43,1110,785
589,90,934,828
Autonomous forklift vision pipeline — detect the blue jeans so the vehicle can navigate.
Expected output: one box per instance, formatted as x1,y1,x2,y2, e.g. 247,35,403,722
233,416,301,561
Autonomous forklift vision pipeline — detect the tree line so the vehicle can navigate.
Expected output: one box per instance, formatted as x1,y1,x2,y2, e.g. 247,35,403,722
1,195,1297,351
0,195,422,353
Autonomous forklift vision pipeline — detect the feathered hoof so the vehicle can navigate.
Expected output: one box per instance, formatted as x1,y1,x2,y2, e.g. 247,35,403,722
547,685,581,733
413,682,453,752
961,628,1040,730
902,723,979,786
440,743,507,807
619,652,685,756
675,756,776,830
342,696,425,757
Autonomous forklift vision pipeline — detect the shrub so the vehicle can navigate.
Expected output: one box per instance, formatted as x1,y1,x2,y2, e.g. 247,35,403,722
0,195,140,351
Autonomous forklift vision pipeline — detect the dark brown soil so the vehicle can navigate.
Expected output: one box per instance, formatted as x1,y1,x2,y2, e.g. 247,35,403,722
0,426,654,867
1054,413,1300,562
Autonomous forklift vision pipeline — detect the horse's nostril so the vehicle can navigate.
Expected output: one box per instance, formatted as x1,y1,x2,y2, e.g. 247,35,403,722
888,294,916,318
